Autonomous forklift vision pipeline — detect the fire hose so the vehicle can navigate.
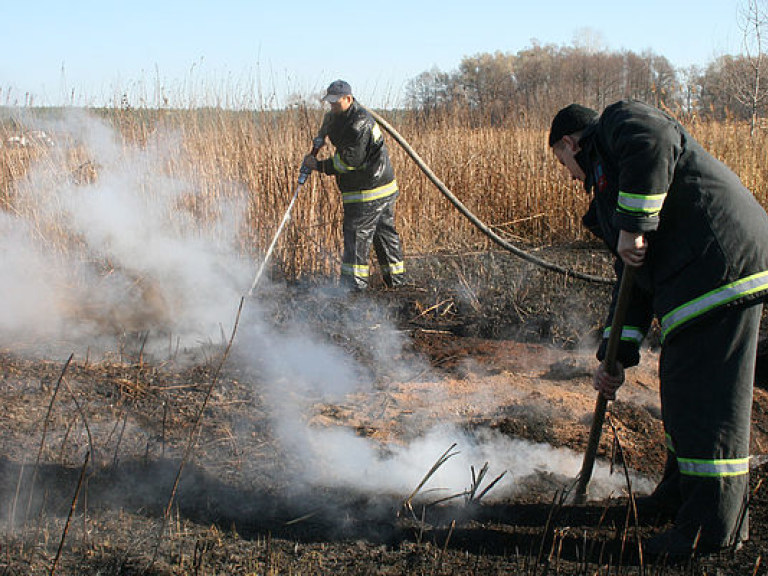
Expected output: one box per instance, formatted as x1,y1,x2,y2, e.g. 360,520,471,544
246,107,625,497
365,108,613,285
369,109,639,500
249,107,613,293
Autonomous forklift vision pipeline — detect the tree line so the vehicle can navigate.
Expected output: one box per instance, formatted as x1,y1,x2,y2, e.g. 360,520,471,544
404,41,768,129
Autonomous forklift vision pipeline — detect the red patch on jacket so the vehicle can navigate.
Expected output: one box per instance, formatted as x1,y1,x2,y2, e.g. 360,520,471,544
595,164,608,193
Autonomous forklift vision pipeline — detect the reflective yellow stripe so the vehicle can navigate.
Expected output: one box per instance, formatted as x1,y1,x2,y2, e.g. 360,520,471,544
665,433,675,453
602,325,644,345
617,191,666,216
384,261,405,275
678,456,750,477
372,122,383,143
661,271,768,340
342,180,398,204
341,263,370,278
333,153,357,174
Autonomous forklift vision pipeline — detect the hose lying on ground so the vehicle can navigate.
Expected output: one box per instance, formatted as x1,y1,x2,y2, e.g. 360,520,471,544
366,108,613,285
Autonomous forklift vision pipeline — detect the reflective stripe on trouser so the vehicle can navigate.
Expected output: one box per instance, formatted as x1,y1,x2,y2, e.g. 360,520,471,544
341,190,405,289
659,302,762,548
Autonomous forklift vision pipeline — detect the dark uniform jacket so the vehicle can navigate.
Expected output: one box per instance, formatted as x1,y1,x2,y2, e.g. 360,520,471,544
317,100,397,201
577,100,768,367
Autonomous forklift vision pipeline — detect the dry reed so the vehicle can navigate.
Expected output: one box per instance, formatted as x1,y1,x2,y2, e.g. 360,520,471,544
1,106,767,283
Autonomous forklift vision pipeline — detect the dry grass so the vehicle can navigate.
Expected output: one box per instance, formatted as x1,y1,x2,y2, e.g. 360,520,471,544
1,106,767,282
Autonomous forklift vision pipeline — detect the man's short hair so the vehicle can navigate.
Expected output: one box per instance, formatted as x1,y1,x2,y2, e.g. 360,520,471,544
322,79,353,103
549,104,599,147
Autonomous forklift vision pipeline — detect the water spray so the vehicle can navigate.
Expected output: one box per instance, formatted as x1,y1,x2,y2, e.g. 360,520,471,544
247,135,325,297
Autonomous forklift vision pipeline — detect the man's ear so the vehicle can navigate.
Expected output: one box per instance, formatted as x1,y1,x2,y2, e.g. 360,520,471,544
562,134,580,152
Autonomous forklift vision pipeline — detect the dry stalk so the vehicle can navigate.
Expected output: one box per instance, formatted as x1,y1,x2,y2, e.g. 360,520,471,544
450,261,481,313
549,527,565,573
535,489,569,571
426,491,468,508
470,463,487,497
474,471,506,502
402,443,459,517
410,299,455,323
469,463,506,503
111,412,128,469
148,296,245,569
427,462,507,509
60,376,95,468
59,416,77,464
50,450,90,576
432,519,455,576
284,511,319,526
416,505,427,545
606,415,644,573
582,503,612,575
10,458,25,530
103,411,124,447
26,354,73,526
162,400,169,458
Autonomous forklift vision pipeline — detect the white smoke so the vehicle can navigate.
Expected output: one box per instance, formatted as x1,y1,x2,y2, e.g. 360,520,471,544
0,212,64,337
269,413,651,502
1,110,652,507
0,111,250,357
234,303,653,503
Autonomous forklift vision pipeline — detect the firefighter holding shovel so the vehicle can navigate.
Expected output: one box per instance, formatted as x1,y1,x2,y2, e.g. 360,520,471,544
549,100,768,557
301,80,406,291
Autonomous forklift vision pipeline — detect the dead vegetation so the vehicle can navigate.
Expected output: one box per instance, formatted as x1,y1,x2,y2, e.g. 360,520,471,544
1,107,767,574
2,106,768,283
0,253,766,575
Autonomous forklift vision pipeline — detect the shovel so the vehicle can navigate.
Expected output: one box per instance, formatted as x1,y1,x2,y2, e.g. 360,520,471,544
573,265,636,502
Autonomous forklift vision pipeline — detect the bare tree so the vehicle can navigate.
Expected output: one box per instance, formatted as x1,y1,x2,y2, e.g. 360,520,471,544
404,42,685,122
729,0,768,133
679,65,703,119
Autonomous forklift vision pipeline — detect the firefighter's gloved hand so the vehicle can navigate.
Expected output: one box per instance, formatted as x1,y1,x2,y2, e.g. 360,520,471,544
617,230,647,267
301,155,318,171
593,361,624,400
312,136,326,150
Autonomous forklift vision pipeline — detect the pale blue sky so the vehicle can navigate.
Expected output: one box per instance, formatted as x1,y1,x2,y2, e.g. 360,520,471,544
0,0,746,108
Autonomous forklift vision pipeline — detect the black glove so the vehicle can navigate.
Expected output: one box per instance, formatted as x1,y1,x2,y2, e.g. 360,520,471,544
301,155,318,171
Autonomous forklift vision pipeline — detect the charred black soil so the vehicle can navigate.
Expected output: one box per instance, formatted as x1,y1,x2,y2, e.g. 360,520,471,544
1,248,767,575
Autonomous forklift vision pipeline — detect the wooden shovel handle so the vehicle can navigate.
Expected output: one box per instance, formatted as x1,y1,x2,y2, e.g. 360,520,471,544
574,266,636,500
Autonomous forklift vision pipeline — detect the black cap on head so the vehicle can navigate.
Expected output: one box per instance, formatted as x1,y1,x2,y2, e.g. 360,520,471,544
548,104,598,147
322,79,353,103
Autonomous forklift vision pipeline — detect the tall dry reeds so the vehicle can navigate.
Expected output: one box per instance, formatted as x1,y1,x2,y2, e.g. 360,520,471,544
1,105,767,282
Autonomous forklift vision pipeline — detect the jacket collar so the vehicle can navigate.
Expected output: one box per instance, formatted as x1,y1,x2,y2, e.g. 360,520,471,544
340,99,359,120
576,123,598,193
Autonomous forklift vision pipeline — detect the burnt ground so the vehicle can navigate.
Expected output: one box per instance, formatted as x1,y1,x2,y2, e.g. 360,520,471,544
1,247,768,575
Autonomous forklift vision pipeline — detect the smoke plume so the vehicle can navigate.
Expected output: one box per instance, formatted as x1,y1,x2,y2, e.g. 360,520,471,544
1,110,652,509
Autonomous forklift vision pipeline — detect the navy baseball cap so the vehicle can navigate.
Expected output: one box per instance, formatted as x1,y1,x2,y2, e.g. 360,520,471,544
322,79,353,103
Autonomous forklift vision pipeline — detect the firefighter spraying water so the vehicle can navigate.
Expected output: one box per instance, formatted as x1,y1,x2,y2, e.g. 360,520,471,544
300,80,407,292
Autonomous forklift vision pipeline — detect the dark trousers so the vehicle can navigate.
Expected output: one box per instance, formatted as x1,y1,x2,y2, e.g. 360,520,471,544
659,302,762,547
341,192,405,289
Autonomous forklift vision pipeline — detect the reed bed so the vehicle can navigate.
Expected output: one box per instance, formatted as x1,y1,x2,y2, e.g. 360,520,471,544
1,106,767,282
